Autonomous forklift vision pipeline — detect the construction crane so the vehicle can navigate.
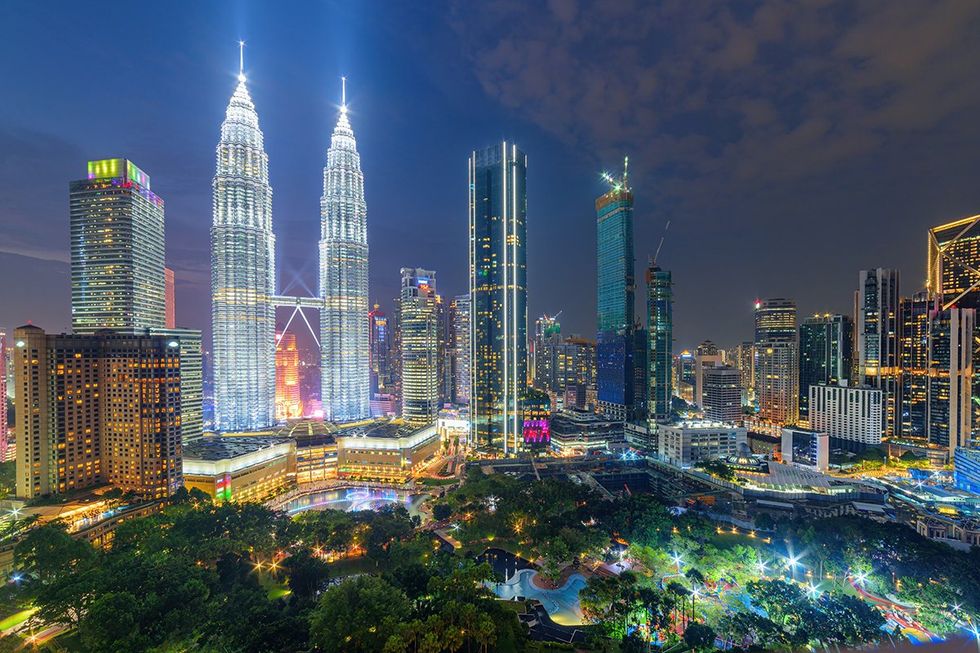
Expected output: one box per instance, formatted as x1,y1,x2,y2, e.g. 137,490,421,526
600,155,630,193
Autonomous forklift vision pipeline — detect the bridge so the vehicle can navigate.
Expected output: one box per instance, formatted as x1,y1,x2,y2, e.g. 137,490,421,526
272,294,323,348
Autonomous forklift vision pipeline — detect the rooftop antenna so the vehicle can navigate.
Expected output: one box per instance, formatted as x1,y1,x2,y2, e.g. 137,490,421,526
238,40,245,82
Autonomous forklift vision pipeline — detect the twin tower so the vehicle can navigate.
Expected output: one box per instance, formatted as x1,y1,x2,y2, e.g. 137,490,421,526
211,55,369,432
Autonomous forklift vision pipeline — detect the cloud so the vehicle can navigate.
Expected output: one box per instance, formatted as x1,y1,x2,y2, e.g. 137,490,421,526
449,0,980,196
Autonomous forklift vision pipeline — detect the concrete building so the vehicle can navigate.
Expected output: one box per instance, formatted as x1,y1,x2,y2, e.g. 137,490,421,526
694,341,723,409
183,436,295,502
275,328,302,421
798,314,852,424
781,426,829,472
336,420,439,482
549,409,625,456
753,299,798,426
702,366,742,424
13,325,185,499
646,264,673,423
809,382,883,448
658,420,747,467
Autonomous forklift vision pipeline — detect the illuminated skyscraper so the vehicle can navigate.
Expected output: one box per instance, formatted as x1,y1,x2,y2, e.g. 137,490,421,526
369,305,391,397
320,80,370,422
532,314,562,391
596,160,637,421
469,143,528,452
754,298,798,425
211,53,276,432
899,293,930,438
857,269,900,436
70,158,165,333
646,264,672,423
798,314,852,423
450,294,471,406
400,268,439,425
164,267,176,329
0,331,6,462
275,328,302,420
694,340,722,409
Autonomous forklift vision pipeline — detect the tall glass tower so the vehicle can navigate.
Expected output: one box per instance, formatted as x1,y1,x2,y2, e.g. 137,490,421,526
399,268,439,425
210,54,276,432
320,80,370,422
469,143,528,453
596,161,637,421
70,158,165,333
646,263,672,423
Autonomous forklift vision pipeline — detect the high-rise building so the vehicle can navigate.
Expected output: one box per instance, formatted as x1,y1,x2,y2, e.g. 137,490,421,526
450,294,471,406
798,314,853,423
596,162,637,421
532,314,563,392
468,143,528,453
646,264,673,423
400,268,440,425
674,350,696,404
702,366,742,424
694,340,723,409
164,267,176,329
70,158,165,333
754,299,798,425
899,293,931,438
275,328,302,421
320,81,370,423
14,325,184,499
810,383,882,448
369,305,391,397
211,58,276,432
154,327,203,444
926,307,974,453
730,341,754,399
857,268,900,437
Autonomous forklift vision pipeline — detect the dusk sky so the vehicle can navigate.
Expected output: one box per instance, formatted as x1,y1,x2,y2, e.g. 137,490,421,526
3,1,980,350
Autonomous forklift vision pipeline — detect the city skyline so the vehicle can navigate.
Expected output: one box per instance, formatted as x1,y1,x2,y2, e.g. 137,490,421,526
4,3,980,348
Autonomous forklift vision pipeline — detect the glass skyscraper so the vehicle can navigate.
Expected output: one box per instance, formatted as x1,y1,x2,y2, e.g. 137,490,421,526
857,268,900,437
211,64,277,432
646,264,672,423
754,298,799,425
469,143,527,453
798,313,852,423
596,170,637,421
319,85,370,423
70,158,165,333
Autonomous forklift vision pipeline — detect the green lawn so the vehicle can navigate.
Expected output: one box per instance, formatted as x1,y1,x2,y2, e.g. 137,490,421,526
0,607,36,631
326,556,378,578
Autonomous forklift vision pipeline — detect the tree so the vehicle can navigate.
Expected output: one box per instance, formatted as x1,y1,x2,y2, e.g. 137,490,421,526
309,576,411,653
432,502,452,521
684,622,717,650
284,548,330,602
15,523,94,586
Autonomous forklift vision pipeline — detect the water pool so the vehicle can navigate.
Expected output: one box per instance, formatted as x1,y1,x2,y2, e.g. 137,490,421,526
491,568,588,626
284,487,427,517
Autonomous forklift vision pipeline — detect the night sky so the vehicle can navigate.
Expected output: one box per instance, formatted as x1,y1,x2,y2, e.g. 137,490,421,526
3,1,980,352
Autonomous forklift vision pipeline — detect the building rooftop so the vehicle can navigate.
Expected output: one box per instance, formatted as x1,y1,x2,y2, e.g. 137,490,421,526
336,418,429,440
183,436,289,461
667,419,741,430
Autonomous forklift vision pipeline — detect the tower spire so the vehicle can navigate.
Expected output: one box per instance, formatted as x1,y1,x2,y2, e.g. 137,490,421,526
238,40,245,82
341,76,347,112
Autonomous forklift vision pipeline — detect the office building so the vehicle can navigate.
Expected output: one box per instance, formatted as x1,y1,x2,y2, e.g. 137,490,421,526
468,143,527,453
694,340,723,409
450,294,471,406
899,293,930,438
954,446,980,494
154,327,204,444
754,299,798,426
798,314,853,423
926,307,974,452
659,420,748,467
369,305,391,399
702,366,742,424
809,382,883,448
781,426,829,472
14,325,185,499
674,350,696,403
532,314,562,391
70,158,165,333
730,341,754,399
646,264,672,423
183,436,295,503
596,161,637,421
320,82,371,422
549,409,625,456
399,268,440,425
857,268,900,436
211,61,277,432
164,267,176,329
522,388,551,446
276,328,302,421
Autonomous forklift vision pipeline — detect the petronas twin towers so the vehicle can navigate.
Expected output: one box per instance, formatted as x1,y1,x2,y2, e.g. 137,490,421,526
211,53,369,432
